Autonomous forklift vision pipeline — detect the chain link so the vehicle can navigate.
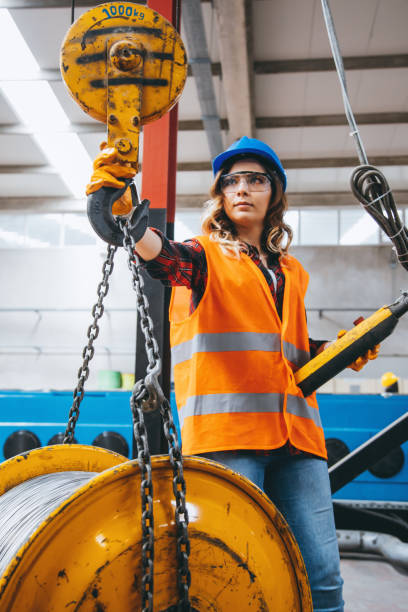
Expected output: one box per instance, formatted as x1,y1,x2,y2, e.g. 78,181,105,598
161,397,191,608
64,212,191,609
119,218,191,610
131,381,155,611
63,244,117,443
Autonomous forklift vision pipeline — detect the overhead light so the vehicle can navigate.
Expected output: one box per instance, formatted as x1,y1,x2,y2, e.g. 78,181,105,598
0,9,39,78
1,80,91,198
1,81,69,131
0,11,92,199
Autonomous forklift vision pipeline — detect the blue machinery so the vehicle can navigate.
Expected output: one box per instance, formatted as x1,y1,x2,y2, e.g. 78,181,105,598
0,389,407,504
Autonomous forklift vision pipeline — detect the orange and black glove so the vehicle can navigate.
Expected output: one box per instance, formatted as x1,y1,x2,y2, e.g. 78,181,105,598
337,329,380,372
86,143,136,215
86,143,150,246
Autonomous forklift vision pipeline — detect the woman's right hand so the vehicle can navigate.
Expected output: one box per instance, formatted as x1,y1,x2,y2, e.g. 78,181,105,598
86,143,163,258
86,143,136,216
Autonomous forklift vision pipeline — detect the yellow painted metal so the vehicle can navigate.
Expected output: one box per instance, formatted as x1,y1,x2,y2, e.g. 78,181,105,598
0,455,312,610
60,2,187,165
107,38,144,166
294,306,391,386
0,444,127,496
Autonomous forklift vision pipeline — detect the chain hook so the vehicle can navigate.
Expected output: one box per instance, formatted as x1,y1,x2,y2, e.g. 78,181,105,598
87,180,150,246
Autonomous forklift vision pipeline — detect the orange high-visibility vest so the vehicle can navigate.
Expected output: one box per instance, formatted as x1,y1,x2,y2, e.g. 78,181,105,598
169,235,327,459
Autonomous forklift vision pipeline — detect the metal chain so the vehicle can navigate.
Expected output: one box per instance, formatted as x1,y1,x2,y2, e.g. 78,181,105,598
160,396,191,609
131,381,155,611
63,244,117,443
119,218,191,610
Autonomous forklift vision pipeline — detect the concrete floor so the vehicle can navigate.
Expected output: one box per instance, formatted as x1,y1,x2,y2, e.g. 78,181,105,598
341,557,408,611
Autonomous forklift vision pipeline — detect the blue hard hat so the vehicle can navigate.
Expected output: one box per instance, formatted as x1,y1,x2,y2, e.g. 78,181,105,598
212,136,287,191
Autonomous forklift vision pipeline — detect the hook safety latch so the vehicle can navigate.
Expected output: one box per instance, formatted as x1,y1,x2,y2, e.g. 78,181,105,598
87,179,150,246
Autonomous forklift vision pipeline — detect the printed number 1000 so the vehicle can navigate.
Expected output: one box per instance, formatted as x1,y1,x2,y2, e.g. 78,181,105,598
101,5,145,19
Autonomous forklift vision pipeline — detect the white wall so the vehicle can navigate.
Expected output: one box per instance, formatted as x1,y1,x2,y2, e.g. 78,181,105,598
0,244,140,390
293,245,408,385
0,241,407,392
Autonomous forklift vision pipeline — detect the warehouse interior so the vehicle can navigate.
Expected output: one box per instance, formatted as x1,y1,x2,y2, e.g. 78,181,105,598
1,0,407,393
0,1,407,609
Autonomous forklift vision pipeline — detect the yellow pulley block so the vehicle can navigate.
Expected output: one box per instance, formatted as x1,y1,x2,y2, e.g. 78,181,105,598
0,453,312,610
60,1,187,167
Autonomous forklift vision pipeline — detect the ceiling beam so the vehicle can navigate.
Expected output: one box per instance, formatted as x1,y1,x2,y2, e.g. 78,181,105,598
1,155,408,175
213,0,254,141
177,155,408,171
0,122,104,134
254,54,408,74
6,107,408,134
0,66,221,80
2,190,408,212
180,112,408,130
255,112,408,129
2,54,407,82
3,111,405,137
0,164,55,173
0,0,146,7
181,0,223,157
1,1,213,6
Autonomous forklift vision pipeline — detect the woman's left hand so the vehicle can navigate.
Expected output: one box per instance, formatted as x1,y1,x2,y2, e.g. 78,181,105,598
337,329,380,371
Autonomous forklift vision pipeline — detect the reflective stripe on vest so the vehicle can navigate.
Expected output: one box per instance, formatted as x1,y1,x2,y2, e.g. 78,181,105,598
171,331,310,370
178,392,322,430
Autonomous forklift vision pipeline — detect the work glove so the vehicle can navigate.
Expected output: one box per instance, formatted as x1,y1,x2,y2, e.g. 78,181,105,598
86,143,150,246
337,329,380,372
86,142,136,216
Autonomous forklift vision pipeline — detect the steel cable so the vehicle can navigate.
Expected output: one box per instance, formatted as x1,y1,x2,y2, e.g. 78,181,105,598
0,471,95,576
351,165,408,270
321,0,408,271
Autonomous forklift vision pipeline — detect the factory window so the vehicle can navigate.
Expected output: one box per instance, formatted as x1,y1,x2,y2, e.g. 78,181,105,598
26,214,63,248
0,215,26,248
284,210,299,245
0,209,406,248
299,210,338,245
0,213,97,248
63,214,98,246
339,210,379,245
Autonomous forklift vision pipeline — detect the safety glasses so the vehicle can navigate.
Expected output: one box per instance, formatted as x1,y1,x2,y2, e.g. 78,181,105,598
220,171,272,193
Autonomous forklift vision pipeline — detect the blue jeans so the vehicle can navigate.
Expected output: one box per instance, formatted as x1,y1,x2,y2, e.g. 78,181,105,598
200,450,344,612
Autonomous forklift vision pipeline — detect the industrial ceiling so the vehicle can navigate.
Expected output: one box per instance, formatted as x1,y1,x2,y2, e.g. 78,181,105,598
0,0,407,215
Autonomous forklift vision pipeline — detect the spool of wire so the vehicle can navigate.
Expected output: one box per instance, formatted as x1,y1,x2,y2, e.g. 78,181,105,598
0,471,95,576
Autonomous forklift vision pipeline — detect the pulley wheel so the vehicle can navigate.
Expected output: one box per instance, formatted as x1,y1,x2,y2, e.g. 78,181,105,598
60,1,187,124
0,455,312,610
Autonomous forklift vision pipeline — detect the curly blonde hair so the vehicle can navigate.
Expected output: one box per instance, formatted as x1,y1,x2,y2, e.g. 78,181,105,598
201,155,293,258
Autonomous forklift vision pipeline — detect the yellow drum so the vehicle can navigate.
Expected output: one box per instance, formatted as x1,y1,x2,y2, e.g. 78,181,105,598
0,447,312,610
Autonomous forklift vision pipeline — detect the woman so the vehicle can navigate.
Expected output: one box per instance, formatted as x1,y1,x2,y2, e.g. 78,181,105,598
88,136,379,611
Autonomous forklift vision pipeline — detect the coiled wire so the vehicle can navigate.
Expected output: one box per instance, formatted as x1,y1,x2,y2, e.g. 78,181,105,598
351,166,408,270
0,471,96,576
321,0,408,271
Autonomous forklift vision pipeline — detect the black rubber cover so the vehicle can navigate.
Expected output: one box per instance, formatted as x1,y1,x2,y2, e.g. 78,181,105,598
87,179,150,246
299,314,398,397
